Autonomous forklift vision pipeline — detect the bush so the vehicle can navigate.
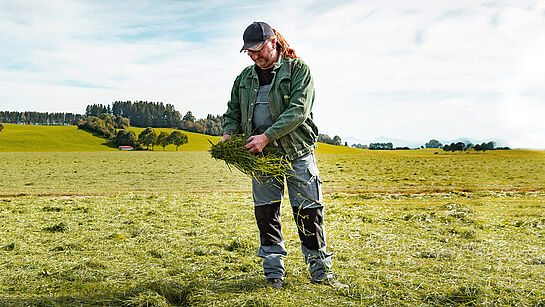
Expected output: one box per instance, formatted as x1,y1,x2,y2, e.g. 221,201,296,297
77,116,116,139
115,129,137,146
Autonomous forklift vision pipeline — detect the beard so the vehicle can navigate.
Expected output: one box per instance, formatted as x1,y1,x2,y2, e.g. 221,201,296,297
254,56,274,69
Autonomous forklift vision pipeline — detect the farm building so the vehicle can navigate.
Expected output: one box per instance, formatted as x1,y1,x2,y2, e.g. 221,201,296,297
118,146,134,151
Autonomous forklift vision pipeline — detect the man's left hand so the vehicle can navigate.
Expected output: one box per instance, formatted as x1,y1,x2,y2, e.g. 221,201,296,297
245,134,270,153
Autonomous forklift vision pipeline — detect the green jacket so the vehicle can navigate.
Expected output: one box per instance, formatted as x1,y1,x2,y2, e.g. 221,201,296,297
222,56,318,160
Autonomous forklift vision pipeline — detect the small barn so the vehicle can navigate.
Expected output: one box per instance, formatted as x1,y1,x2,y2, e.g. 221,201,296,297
118,146,134,151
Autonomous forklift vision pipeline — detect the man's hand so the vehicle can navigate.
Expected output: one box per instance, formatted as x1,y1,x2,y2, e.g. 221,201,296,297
245,134,270,153
221,134,232,142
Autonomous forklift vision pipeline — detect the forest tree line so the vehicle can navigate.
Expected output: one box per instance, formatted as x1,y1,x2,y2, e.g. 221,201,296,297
85,101,223,136
1,101,224,136
0,111,84,125
424,139,510,152
348,139,510,151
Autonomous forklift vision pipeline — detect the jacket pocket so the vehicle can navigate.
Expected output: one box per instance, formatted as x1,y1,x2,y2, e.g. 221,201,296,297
308,165,323,204
277,78,291,108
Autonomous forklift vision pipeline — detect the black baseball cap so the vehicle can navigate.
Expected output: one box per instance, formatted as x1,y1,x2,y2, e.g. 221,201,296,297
240,22,274,52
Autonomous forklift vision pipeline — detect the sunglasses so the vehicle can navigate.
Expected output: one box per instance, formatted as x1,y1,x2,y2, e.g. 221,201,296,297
243,49,262,55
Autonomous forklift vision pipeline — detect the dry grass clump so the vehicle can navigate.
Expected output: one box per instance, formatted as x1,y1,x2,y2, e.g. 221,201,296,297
209,134,293,180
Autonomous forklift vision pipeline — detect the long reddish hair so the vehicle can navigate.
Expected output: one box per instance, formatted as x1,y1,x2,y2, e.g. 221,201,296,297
273,29,297,59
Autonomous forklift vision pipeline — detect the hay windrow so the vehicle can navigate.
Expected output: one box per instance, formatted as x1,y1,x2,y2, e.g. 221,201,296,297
209,134,293,180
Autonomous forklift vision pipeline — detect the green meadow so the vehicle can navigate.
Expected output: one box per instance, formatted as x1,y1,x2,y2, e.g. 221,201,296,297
0,124,220,152
1,124,544,306
0,124,118,152
0,123,359,153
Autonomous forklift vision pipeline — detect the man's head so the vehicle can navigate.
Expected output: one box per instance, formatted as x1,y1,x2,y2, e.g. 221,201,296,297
241,22,278,69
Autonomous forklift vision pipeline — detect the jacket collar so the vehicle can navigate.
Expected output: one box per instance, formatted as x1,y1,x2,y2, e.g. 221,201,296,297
248,55,289,80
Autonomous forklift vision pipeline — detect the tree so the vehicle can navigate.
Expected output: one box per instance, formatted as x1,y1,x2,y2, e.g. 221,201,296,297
425,139,442,148
318,134,333,145
443,144,450,152
453,142,465,153
333,135,342,146
116,116,130,129
167,131,188,151
352,143,368,149
369,143,393,150
484,141,495,151
115,129,137,146
77,116,116,138
474,144,482,152
157,131,170,151
183,111,196,123
138,127,157,150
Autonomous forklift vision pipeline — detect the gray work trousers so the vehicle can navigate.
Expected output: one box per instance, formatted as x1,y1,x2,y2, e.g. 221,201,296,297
252,151,333,282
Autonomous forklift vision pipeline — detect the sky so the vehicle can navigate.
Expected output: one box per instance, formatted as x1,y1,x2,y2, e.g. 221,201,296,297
1,0,544,148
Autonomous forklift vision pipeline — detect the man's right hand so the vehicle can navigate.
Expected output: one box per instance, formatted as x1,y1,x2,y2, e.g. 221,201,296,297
221,134,232,142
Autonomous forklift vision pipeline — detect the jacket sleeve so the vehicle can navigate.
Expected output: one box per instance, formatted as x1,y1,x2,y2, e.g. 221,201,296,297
264,60,314,142
222,75,243,135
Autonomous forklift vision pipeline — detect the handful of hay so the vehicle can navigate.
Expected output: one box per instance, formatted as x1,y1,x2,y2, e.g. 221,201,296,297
209,134,293,180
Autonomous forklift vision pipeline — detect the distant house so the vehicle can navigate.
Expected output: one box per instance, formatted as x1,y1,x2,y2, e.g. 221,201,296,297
118,146,134,151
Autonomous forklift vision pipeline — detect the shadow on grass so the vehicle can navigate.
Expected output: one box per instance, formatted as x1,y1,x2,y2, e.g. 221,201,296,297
0,275,269,306
0,279,195,307
102,140,119,149
79,128,119,149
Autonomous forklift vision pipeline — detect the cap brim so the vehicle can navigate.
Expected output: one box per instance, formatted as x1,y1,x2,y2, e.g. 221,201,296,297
240,41,265,52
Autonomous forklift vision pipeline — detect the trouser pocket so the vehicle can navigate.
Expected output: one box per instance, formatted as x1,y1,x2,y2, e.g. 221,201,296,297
288,152,323,208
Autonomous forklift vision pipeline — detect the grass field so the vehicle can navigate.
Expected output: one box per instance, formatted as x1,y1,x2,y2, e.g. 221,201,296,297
1,125,545,306
0,123,361,153
0,124,118,152
1,150,544,197
1,191,544,306
0,124,221,152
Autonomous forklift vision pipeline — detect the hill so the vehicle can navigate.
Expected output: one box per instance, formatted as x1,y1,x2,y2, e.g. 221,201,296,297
0,124,117,152
0,124,363,154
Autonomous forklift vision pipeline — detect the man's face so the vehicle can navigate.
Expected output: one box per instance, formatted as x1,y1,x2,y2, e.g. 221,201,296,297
247,38,277,69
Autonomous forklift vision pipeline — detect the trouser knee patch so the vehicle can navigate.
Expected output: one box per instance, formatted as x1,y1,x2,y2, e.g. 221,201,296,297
292,207,325,250
254,202,283,246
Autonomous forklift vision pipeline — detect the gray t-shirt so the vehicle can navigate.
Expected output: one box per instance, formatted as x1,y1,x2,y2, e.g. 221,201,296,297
253,84,273,135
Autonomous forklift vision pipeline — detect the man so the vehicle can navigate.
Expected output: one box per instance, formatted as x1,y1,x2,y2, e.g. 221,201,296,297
222,21,347,290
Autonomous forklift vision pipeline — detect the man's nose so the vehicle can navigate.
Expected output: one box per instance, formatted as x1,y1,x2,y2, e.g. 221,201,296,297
249,53,259,61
